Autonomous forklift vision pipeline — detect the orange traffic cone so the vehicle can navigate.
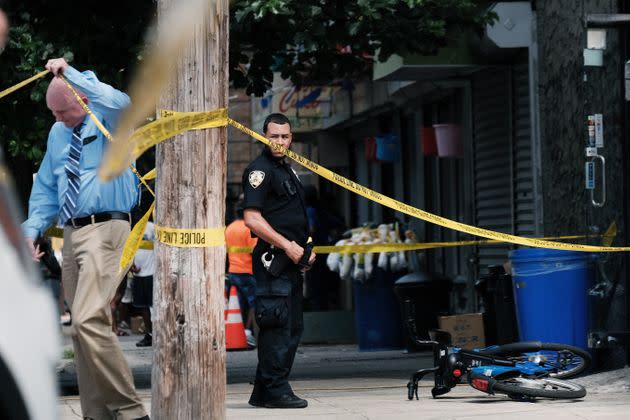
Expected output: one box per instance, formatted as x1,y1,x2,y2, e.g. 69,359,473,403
225,285,248,350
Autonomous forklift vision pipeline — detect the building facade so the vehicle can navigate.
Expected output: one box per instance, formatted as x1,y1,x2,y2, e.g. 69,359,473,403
244,1,629,361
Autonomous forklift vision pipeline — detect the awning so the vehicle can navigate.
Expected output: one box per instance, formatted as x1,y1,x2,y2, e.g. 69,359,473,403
373,36,478,82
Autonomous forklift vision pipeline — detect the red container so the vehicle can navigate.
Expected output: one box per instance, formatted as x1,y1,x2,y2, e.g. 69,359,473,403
421,127,438,156
364,136,377,161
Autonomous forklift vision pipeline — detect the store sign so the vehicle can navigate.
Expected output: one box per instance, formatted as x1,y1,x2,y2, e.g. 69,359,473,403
252,73,337,132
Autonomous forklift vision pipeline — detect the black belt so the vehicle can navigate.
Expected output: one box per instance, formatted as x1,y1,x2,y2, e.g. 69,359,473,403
66,211,131,228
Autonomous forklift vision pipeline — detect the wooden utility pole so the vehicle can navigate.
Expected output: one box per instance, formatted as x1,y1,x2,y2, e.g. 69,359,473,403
153,1,228,419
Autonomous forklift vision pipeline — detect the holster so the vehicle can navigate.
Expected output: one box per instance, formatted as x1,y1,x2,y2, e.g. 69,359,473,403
266,247,291,277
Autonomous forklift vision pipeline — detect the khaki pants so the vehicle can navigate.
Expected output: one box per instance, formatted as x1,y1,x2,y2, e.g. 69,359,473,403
63,220,147,420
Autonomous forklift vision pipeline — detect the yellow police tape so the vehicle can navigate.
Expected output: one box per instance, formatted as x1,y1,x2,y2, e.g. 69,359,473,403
0,70,155,199
227,118,628,253
226,234,597,255
45,226,154,250
95,107,627,253
3,67,622,254
40,166,159,268
43,227,596,255
58,75,156,198
141,168,156,181
0,70,50,101
119,202,155,269
52,225,223,255
98,108,228,181
132,108,228,158
107,0,217,179
603,220,617,247
101,108,229,267
96,108,227,263
155,225,225,248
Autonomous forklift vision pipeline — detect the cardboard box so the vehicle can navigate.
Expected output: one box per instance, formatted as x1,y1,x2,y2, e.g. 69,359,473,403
130,316,145,335
438,313,485,350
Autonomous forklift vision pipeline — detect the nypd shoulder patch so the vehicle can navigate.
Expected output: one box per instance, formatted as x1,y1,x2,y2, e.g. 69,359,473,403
248,170,265,188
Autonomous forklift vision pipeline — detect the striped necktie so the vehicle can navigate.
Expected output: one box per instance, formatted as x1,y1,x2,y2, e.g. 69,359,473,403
60,124,84,224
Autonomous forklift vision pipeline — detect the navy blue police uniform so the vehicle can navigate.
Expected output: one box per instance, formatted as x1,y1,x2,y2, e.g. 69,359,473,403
242,147,309,407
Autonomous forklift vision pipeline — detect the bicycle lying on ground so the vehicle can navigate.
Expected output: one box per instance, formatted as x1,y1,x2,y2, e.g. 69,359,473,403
404,313,591,400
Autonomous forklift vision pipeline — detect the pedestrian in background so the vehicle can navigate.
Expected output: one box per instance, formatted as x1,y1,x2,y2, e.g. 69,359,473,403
225,200,258,348
131,220,155,347
111,273,132,336
21,58,148,420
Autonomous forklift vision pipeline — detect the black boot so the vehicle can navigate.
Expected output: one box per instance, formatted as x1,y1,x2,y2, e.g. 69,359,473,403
264,393,308,409
136,333,152,347
248,381,267,407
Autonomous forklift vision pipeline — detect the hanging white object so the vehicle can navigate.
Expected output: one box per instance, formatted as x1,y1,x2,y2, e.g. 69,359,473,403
326,239,345,272
364,248,375,279
340,252,354,281
377,251,388,270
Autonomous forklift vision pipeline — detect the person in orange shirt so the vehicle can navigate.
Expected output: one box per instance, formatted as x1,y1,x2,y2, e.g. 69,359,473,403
225,202,258,347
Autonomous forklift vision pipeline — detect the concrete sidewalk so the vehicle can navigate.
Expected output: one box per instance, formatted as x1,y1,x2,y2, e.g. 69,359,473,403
57,333,630,419
57,334,431,390
58,374,630,419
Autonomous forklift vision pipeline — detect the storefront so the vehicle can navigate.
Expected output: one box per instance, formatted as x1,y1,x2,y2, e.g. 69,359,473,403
246,2,629,359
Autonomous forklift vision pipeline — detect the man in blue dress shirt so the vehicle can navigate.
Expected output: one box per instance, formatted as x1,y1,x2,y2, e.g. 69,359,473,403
22,58,148,420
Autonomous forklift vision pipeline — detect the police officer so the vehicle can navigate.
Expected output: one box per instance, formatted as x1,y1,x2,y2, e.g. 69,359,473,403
242,113,316,409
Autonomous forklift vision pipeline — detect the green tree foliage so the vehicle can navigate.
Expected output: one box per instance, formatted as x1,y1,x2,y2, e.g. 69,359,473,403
1,0,493,163
0,1,154,164
231,0,495,95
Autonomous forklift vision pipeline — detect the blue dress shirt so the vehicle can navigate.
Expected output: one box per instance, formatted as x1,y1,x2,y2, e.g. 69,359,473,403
22,66,139,239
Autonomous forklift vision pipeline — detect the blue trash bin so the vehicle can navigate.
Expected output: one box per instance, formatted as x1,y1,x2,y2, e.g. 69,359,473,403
509,249,591,350
354,267,404,351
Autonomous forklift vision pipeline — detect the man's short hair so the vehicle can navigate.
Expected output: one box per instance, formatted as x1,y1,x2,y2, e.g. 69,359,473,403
263,113,291,134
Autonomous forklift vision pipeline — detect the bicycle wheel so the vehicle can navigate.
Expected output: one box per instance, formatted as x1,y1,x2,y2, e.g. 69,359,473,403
491,377,586,399
480,342,591,379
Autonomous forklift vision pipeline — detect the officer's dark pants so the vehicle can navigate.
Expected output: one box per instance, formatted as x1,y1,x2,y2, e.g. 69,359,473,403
251,248,304,401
